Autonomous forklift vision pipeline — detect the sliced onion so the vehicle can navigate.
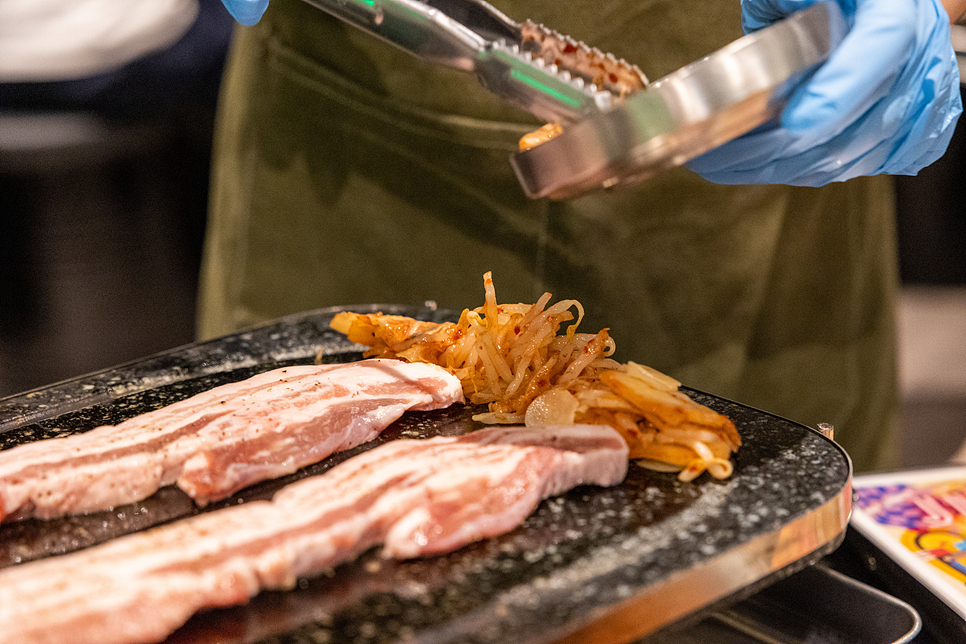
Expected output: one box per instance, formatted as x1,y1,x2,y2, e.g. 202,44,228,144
634,459,683,473
525,388,580,427
625,361,681,392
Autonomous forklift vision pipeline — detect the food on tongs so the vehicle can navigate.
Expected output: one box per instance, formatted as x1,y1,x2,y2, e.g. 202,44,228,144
519,122,564,151
514,19,648,149
0,424,627,644
330,273,741,481
0,360,462,523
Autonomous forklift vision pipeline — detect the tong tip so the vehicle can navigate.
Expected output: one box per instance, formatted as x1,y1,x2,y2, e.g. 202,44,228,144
519,20,648,98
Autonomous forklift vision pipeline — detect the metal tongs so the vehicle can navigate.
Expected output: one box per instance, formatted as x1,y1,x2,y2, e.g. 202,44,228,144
300,0,648,124
302,0,847,199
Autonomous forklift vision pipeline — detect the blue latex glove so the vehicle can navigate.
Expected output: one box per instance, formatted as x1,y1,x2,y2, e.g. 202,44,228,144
687,0,962,186
220,0,269,26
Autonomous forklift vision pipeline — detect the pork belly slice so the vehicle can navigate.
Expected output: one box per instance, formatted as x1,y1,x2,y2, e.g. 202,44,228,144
0,424,628,644
0,359,463,522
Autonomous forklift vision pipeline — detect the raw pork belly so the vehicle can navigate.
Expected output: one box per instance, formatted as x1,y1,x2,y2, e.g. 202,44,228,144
0,424,628,644
0,359,463,522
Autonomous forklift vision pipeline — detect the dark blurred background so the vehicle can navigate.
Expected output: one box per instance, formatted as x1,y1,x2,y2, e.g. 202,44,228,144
0,0,229,396
0,14,964,467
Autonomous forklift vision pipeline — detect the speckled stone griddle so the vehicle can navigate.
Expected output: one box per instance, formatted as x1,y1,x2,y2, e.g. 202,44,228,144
0,305,852,644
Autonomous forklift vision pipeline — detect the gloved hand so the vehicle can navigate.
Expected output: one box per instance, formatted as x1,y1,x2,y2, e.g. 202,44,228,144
220,0,270,26
686,0,962,187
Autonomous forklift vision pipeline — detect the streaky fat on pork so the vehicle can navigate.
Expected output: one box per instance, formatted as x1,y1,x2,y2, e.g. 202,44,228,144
0,424,629,644
0,359,463,522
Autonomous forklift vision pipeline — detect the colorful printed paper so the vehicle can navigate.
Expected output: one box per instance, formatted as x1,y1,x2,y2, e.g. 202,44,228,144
856,480,966,584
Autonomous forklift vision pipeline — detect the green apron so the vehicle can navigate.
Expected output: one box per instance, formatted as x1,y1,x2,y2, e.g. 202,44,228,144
199,0,900,471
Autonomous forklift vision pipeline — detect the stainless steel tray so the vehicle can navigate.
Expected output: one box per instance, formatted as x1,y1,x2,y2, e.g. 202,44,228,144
647,564,920,644
510,1,847,199
0,305,852,644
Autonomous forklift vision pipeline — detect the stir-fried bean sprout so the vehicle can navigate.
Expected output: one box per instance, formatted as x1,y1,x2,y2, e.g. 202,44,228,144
329,273,740,480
